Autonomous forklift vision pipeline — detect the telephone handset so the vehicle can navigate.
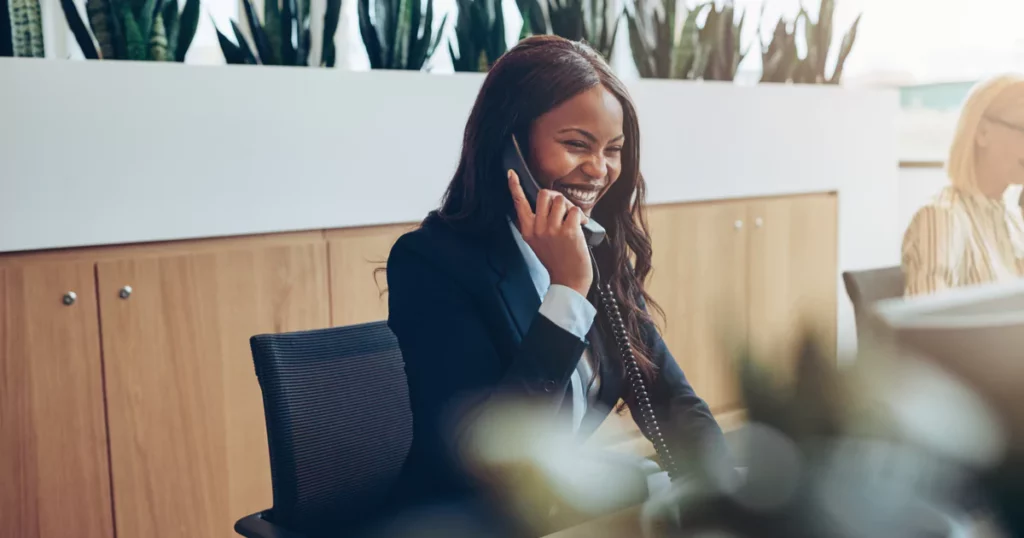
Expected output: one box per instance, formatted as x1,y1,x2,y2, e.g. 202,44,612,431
504,135,607,248
504,135,681,480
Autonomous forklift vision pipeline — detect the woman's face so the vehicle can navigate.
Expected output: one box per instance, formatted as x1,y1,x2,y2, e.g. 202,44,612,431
527,85,625,216
978,112,1024,185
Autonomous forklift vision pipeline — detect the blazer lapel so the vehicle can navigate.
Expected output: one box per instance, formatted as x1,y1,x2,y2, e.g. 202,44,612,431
486,222,541,340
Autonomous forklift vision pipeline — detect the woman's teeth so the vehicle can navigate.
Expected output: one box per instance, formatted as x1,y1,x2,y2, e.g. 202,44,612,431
562,187,598,204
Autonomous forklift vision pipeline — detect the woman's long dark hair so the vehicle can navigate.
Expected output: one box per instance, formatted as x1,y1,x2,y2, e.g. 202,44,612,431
433,35,664,386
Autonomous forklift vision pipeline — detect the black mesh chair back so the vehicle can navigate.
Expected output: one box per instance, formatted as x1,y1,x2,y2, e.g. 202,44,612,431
248,321,412,535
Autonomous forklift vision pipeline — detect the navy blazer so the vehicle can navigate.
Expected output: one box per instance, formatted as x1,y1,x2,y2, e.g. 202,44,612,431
386,213,728,505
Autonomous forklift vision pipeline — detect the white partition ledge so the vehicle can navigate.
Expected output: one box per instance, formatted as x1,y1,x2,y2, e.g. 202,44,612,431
0,58,901,355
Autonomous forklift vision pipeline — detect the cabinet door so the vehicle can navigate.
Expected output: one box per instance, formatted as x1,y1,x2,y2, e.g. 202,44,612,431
327,223,415,326
96,241,330,538
646,200,749,413
747,194,839,369
0,263,114,538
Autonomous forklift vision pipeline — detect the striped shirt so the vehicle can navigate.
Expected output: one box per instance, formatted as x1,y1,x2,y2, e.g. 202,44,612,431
902,186,1024,297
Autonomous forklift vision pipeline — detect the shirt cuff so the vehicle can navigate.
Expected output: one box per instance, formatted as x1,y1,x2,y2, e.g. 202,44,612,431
538,284,597,340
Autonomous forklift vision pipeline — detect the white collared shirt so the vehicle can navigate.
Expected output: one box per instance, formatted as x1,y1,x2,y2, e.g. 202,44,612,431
508,220,600,432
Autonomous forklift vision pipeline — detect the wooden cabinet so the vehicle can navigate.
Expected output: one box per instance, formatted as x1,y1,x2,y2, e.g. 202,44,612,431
647,198,750,413
594,193,838,455
1,263,115,538
327,224,415,327
0,195,834,536
747,194,839,368
96,241,330,538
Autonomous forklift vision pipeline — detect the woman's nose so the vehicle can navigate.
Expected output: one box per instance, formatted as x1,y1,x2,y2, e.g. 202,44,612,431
581,153,608,179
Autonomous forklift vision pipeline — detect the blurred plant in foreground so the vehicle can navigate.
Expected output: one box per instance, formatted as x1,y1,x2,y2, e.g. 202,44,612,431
641,333,1011,537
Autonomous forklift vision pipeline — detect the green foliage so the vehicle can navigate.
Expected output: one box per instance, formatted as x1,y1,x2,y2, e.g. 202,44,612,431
60,0,199,61
516,0,620,60
759,0,861,84
358,0,447,70
0,0,12,57
450,0,505,72
627,0,709,79
8,0,44,57
628,0,748,81
758,8,797,83
215,0,342,67
700,1,748,81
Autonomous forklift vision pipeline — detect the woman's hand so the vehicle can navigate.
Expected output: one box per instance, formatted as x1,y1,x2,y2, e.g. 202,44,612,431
509,170,593,297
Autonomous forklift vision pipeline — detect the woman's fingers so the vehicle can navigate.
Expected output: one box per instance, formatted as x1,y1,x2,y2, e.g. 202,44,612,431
547,194,568,230
535,189,553,233
565,205,584,230
508,170,535,236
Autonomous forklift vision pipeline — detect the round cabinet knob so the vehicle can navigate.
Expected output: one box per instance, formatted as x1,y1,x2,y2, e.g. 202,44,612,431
755,217,764,228
734,220,744,230
119,286,133,300
62,291,77,306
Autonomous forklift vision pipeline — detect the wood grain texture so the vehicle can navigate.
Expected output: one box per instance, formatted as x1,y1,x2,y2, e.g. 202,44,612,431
646,200,749,413
0,263,115,538
747,194,839,372
96,240,330,538
326,223,416,326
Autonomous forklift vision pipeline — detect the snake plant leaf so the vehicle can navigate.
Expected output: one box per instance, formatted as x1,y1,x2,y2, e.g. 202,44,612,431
411,0,442,70
115,0,147,60
28,0,46,57
60,0,100,59
9,0,25,57
548,0,583,42
86,0,118,58
515,0,545,36
426,12,447,67
241,0,273,63
230,20,257,63
759,14,797,83
148,10,169,59
357,0,382,68
298,17,310,65
10,0,46,57
828,12,860,84
0,0,12,57
625,8,653,78
264,0,282,64
214,20,245,63
450,0,476,71
398,0,416,68
378,0,397,67
281,0,297,64
488,0,505,63
815,0,834,79
174,0,198,61
137,0,158,46
162,0,178,59
321,0,342,66
451,0,502,72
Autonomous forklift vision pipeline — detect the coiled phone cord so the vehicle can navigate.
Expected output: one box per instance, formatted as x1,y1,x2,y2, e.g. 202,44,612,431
589,248,680,480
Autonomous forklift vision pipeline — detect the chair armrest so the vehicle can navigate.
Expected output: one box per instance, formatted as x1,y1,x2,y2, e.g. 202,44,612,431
234,511,308,538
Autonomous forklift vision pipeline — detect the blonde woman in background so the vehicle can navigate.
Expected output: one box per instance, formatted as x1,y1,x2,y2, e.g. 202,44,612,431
902,75,1024,296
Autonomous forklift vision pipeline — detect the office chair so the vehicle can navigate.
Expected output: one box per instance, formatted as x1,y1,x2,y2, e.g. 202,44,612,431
234,321,413,538
842,266,905,347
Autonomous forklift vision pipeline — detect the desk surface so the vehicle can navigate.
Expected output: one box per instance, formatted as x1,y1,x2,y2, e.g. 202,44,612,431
543,507,641,538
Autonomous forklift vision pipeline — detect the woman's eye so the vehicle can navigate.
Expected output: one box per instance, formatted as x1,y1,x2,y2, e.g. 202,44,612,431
607,146,623,154
563,140,588,149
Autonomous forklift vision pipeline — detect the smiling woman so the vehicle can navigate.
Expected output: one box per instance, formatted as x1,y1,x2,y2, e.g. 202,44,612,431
382,35,733,531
